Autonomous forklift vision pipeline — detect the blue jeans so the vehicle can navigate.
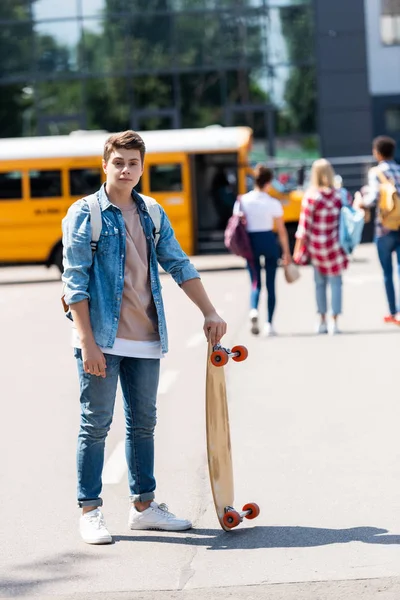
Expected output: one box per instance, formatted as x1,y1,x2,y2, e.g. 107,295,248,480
314,268,342,316
247,231,280,323
376,231,400,316
74,349,160,507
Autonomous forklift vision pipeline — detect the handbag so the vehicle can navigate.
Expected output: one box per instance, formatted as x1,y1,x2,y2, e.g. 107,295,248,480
284,262,300,284
224,198,253,260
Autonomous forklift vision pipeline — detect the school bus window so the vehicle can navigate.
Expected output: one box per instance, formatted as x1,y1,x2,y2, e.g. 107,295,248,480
149,164,182,192
0,171,22,200
29,170,62,198
69,168,102,196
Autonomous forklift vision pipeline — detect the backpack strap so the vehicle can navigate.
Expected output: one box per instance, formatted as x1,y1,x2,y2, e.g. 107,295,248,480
138,194,162,246
86,193,102,253
375,167,392,185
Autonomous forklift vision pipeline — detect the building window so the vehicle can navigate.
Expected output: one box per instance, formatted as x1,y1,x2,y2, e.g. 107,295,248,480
149,164,183,192
29,170,62,198
69,168,102,195
381,0,400,45
0,172,23,200
385,106,400,132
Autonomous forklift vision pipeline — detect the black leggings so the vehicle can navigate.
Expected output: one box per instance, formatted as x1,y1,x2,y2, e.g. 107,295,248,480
247,231,279,323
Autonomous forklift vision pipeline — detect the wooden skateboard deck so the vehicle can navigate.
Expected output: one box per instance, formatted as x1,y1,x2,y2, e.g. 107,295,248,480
206,341,234,531
206,341,259,530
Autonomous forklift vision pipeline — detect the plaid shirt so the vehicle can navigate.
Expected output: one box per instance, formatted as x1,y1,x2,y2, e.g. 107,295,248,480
364,160,400,238
296,188,348,276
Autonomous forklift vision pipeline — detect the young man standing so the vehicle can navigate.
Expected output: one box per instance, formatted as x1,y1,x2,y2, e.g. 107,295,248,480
62,130,227,544
356,136,400,323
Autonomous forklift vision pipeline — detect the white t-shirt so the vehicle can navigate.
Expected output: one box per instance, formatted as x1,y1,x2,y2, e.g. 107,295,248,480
234,190,283,232
71,328,163,359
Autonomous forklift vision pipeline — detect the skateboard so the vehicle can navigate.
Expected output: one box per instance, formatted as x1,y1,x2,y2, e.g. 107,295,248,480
206,341,260,530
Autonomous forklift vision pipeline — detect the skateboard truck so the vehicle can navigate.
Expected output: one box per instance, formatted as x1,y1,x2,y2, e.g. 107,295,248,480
222,503,261,529
210,343,248,367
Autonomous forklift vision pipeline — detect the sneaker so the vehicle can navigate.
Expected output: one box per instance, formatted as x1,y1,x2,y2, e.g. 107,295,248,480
79,509,112,545
129,502,192,531
328,320,341,335
263,322,276,337
316,321,328,334
384,314,400,325
249,309,259,335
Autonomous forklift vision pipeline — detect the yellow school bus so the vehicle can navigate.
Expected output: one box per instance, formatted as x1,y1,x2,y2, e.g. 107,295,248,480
0,126,302,271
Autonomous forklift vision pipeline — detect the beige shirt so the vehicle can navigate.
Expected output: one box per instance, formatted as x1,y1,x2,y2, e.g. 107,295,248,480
116,203,159,342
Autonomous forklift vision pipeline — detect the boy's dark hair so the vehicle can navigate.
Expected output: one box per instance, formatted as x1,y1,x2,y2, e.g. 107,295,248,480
254,164,273,188
103,130,146,164
373,136,396,160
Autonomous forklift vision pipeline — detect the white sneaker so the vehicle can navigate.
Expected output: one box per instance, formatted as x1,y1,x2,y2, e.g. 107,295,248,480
328,320,341,335
316,321,328,334
79,509,112,544
249,309,259,335
263,322,276,337
129,502,192,531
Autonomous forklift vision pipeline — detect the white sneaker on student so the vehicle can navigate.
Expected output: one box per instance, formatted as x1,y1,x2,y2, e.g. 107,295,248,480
328,320,341,335
263,322,276,337
316,321,328,334
249,309,259,335
129,502,192,531
79,509,112,544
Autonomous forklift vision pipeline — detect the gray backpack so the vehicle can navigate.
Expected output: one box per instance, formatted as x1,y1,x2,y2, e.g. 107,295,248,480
86,193,162,253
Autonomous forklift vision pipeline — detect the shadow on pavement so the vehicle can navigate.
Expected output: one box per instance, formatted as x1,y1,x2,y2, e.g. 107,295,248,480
0,551,107,597
114,525,400,550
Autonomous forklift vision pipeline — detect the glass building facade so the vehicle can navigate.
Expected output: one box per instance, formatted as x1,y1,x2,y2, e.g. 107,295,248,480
0,0,317,158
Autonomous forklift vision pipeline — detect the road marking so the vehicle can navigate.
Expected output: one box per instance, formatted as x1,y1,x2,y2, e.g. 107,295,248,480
186,333,206,348
102,440,126,485
158,370,179,395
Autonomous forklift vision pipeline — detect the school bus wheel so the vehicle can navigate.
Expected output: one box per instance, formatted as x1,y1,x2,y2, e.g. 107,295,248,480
51,242,64,274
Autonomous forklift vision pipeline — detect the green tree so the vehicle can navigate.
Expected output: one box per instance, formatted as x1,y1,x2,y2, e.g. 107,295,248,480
280,4,317,134
0,0,33,136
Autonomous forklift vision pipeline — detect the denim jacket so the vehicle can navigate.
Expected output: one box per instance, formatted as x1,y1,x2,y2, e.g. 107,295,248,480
62,184,200,354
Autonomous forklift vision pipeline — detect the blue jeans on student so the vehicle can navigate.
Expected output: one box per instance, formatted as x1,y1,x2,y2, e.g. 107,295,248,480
314,268,342,315
376,231,400,316
74,348,160,508
247,231,280,323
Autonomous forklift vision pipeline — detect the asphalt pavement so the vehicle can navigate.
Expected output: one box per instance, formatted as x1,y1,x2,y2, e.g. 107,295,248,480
1,244,400,599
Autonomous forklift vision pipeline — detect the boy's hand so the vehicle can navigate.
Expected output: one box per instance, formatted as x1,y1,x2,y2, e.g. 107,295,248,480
203,312,227,346
81,343,107,378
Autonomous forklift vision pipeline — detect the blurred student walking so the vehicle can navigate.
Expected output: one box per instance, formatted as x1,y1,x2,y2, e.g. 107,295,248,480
234,164,291,336
294,159,348,335
355,136,400,324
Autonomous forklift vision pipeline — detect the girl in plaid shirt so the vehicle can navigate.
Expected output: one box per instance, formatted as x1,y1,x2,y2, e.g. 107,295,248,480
294,159,348,335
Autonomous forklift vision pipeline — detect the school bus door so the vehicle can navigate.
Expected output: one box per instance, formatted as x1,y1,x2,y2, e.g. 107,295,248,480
141,154,193,255
0,168,29,262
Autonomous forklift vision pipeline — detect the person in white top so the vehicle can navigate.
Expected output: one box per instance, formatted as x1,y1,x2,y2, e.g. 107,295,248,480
234,164,291,336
